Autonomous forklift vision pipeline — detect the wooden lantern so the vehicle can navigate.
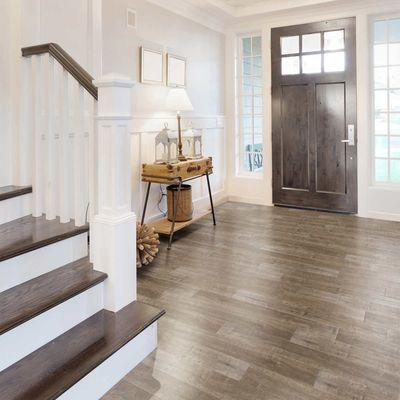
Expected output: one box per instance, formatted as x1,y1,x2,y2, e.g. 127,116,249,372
183,126,202,159
155,124,178,164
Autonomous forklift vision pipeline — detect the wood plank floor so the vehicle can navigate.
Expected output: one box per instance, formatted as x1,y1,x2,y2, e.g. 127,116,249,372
103,202,400,400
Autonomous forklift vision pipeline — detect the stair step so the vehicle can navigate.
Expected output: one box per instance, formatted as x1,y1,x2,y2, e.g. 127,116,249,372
0,185,32,202
0,215,88,262
0,258,107,335
0,301,165,400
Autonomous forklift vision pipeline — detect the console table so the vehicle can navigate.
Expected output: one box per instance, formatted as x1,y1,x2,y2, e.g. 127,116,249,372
141,157,216,249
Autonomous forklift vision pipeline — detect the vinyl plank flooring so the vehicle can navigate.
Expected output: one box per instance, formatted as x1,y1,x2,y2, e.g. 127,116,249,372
103,202,400,400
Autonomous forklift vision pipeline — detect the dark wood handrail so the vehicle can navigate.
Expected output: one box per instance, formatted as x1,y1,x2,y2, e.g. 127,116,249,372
22,43,98,100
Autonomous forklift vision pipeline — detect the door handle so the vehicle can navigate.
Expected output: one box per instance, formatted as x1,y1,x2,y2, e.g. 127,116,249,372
341,125,355,146
341,139,350,143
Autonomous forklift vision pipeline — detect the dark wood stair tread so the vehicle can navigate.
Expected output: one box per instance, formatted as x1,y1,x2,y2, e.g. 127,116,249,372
0,215,88,262
0,258,107,335
0,301,165,400
0,185,32,201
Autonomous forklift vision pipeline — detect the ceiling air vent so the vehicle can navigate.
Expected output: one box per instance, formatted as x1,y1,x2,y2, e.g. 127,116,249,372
127,8,137,29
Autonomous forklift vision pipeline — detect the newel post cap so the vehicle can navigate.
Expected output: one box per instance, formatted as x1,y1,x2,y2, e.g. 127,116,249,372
93,73,135,88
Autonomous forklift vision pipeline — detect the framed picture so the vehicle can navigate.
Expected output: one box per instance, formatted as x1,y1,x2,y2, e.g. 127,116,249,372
140,47,164,85
167,53,187,88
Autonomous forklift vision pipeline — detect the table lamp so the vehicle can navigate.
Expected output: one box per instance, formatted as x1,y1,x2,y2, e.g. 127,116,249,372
165,88,194,161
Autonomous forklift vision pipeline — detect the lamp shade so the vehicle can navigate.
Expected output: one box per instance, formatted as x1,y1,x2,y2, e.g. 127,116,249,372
165,88,194,112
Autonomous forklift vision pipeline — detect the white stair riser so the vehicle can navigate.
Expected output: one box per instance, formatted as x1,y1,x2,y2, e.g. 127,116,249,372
0,233,88,293
0,193,31,224
58,322,158,400
0,283,104,372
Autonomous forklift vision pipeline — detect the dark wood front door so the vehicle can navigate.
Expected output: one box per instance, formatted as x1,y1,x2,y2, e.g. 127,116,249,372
272,18,357,213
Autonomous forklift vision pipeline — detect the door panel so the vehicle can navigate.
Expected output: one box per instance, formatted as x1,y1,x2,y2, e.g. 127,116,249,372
281,85,309,190
272,18,357,213
315,83,346,194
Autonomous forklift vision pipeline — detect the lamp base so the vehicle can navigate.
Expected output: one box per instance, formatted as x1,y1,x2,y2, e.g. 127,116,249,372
178,155,187,162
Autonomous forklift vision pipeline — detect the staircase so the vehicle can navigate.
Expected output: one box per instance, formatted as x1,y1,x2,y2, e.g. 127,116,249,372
0,42,165,399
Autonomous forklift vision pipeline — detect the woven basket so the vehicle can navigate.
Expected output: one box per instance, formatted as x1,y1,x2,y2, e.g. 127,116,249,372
167,184,193,222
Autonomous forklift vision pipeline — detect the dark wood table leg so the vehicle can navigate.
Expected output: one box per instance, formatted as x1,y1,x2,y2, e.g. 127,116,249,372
206,172,216,226
168,180,182,250
141,182,151,225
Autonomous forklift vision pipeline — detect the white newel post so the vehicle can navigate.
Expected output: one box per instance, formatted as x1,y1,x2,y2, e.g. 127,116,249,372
91,74,136,312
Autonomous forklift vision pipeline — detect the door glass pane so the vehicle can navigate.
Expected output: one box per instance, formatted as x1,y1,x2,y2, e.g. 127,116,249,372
324,30,344,50
390,137,400,158
242,96,252,115
389,66,400,88
242,76,252,95
390,160,400,182
375,67,388,89
252,36,262,56
243,38,251,56
281,36,299,55
375,112,388,134
302,33,321,52
390,90,400,111
374,44,388,66
374,20,388,44
253,76,262,95
389,43,400,65
390,114,400,134
302,54,321,73
282,56,300,75
253,96,263,115
389,19,400,43
375,159,389,181
243,58,252,75
324,51,345,72
253,56,262,77
375,90,388,112
375,136,388,157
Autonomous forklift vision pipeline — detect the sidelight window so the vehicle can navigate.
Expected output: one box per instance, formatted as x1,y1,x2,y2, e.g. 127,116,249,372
237,35,264,173
373,18,400,183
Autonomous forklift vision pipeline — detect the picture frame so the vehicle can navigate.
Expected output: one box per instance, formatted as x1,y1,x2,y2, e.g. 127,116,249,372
140,47,164,85
167,53,187,88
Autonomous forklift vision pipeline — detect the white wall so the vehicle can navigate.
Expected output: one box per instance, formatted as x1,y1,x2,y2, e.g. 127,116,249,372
102,0,227,220
225,0,400,221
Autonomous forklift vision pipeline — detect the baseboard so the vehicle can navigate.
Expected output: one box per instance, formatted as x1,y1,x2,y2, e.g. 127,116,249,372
228,195,273,206
0,193,31,224
0,233,88,293
58,321,158,400
0,283,104,372
363,211,400,222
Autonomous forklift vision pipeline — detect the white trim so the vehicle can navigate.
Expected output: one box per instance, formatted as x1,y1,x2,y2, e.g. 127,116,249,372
228,195,273,206
365,210,400,221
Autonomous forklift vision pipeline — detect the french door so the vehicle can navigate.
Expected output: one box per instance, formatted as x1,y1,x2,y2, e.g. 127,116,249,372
271,18,357,213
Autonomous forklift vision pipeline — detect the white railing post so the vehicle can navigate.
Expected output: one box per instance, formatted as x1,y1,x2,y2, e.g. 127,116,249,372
91,74,136,312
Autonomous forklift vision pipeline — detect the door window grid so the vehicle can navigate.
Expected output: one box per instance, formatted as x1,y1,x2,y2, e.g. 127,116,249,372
280,30,345,75
373,18,400,183
237,35,263,173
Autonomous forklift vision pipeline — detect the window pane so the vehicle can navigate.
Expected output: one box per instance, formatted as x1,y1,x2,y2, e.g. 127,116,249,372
242,96,252,114
375,112,388,134
242,117,252,130
253,76,262,95
375,20,388,44
389,19,400,43
282,56,300,75
324,51,345,72
254,96,263,115
243,38,251,56
302,33,321,52
374,67,387,89
390,137,400,158
302,54,321,74
243,58,252,75
390,90,400,111
375,136,388,157
253,56,262,77
390,114,400,134
374,44,387,66
389,43,400,65
390,160,400,182
375,90,388,112
252,36,261,56
324,30,344,51
281,36,299,55
375,159,389,181
389,66,400,88
242,76,252,95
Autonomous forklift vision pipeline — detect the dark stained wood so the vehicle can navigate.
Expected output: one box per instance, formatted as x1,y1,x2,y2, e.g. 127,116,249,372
0,186,32,202
21,43,98,100
0,215,88,262
0,301,165,400
104,202,400,400
272,18,357,213
0,257,106,335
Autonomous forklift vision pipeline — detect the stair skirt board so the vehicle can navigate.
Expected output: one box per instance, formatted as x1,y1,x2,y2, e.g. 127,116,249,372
58,322,158,400
0,193,31,224
0,283,104,372
0,233,88,293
